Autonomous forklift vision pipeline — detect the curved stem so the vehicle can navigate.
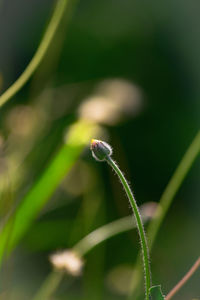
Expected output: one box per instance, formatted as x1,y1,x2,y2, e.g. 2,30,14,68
0,0,70,108
106,156,151,300
166,257,200,300
74,214,151,256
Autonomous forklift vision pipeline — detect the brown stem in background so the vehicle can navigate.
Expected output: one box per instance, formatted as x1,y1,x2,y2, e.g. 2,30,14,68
166,257,200,300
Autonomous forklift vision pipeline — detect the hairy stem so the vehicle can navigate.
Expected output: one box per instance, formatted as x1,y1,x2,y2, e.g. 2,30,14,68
0,0,71,108
106,156,151,300
166,257,200,300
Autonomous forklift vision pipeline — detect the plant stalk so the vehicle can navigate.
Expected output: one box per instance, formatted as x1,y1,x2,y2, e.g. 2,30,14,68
106,156,151,300
166,257,200,300
0,0,71,108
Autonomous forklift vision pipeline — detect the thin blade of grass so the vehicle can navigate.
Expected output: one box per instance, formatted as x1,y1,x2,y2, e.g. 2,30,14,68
148,130,200,249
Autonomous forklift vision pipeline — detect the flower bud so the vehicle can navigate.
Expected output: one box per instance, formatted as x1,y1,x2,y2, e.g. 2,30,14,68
90,139,112,161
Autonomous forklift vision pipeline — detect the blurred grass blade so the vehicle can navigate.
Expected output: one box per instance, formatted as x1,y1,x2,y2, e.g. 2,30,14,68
148,130,200,249
0,0,71,108
0,120,100,262
149,285,165,300
129,130,200,299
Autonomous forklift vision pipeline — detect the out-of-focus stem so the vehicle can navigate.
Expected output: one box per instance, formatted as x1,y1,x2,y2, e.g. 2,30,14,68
74,213,153,256
148,130,200,249
0,0,70,108
166,257,200,300
32,271,64,300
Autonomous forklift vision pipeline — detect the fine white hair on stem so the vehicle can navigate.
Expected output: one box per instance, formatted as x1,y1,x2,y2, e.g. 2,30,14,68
90,139,152,300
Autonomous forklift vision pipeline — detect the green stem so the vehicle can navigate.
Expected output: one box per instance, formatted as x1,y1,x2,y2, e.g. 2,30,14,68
0,0,70,108
106,156,151,300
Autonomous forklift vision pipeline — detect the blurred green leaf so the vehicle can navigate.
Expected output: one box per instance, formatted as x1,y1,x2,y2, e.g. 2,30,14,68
0,120,101,263
149,285,165,300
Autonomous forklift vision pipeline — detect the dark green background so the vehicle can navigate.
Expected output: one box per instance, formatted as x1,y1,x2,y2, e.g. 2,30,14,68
0,0,199,299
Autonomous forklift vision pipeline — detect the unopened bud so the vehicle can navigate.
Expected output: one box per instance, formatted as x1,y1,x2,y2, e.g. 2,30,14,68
90,139,112,161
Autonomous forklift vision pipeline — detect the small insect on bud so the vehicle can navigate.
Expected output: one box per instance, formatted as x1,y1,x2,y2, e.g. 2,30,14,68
90,139,112,161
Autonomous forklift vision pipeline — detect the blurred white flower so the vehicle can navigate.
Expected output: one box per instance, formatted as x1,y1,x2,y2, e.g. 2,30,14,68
78,79,143,125
96,79,142,115
49,250,84,276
